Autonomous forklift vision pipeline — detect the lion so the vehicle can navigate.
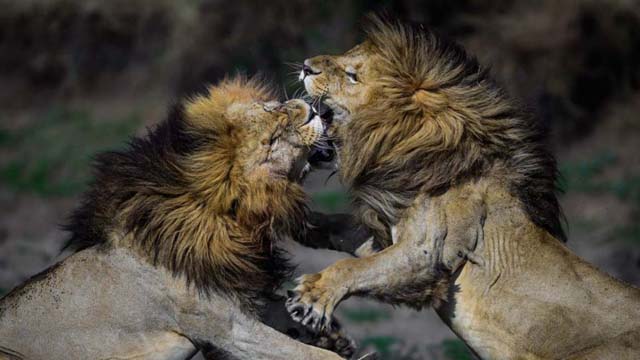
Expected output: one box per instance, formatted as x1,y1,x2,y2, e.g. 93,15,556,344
0,77,370,360
286,17,640,359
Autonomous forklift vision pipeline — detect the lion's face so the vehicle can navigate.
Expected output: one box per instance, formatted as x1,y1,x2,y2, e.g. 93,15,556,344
234,98,329,182
186,82,331,184
299,41,381,127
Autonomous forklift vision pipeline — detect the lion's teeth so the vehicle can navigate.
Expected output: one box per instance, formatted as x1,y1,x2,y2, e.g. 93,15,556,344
312,116,323,133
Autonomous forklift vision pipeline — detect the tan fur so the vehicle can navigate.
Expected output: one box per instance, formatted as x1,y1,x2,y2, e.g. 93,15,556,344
288,18,640,358
63,77,334,307
0,78,349,359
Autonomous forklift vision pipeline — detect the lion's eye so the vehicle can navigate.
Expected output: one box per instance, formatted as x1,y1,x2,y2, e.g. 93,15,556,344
346,71,358,84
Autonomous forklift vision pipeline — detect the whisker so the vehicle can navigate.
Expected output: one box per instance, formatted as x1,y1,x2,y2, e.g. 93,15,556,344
284,61,303,70
287,79,302,90
312,95,320,108
312,142,333,151
294,88,308,100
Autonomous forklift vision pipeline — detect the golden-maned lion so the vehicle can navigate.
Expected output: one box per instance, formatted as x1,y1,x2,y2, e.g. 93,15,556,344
0,78,366,360
287,18,640,359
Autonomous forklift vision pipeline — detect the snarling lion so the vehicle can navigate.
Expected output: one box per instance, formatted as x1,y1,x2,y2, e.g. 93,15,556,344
0,78,367,360
287,18,640,359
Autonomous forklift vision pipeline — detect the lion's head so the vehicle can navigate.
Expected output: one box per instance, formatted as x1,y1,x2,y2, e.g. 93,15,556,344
185,77,331,187
65,77,331,308
300,17,565,246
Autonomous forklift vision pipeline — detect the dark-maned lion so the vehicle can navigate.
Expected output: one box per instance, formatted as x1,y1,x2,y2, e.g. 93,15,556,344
0,78,364,360
287,18,640,359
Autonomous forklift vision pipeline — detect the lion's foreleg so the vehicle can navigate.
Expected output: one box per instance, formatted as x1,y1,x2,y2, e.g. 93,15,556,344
286,239,440,332
286,190,488,332
286,197,447,331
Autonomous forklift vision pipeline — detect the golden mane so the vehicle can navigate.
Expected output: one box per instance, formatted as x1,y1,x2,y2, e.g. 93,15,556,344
65,78,308,309
338,17,565,246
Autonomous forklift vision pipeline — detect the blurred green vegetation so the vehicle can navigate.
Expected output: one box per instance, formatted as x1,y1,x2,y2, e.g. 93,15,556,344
442,339,473,360
360,335,399,358
312,190,350,212
558,152,617,194
559,151,640,244
358,336,473,360
341,306,391,324
0,107,141,196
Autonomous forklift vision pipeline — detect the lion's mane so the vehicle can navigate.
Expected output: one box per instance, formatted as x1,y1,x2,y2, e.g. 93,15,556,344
338,18,565,246
64,79,308,310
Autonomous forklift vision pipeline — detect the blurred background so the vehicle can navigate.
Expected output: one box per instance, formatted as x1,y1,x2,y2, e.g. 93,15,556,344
0,0,639,359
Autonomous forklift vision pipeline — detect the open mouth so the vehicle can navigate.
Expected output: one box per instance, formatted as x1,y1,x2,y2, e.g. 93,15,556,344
307,102,335,167
297,141,334,182
308,141,335,165
315,101,334,127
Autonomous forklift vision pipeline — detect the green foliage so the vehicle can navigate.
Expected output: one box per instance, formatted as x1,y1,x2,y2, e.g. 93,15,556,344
356,337,474,360
615,223,640,245
0,129,10,146
560,150,640,244
608,176,640,202
560,153,640,201
442,339,473,360
360,335,399,358
340,307,391,324
612,176,640,244
558,152,616,193
560,153,640,245
0,107,141,196
312,190,349,212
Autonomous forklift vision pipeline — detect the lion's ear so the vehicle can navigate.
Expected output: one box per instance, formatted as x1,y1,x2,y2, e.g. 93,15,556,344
412,89,447,112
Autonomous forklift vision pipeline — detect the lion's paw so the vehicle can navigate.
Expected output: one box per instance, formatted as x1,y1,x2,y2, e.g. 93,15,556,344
286,273,345,332
312,325,356,358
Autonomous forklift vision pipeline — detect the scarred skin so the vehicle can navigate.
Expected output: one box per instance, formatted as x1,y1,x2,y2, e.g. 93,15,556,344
0,79,369,360
287,18,640,359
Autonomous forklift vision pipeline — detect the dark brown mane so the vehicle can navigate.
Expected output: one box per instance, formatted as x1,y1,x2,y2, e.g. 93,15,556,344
339,18,565,245
64,80,309,310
